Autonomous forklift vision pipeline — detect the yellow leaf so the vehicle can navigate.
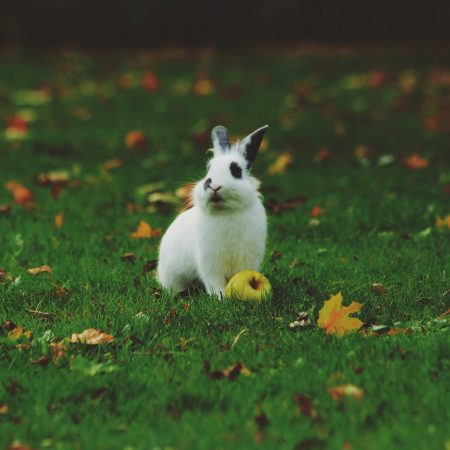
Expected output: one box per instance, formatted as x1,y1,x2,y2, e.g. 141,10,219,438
7,325,32,342
27,265,52,275
328,384,364,401
268,152,293,175
317,292,363,336
55,213,64,228
70,328,114,345
130,220,162,239
436,215,450,229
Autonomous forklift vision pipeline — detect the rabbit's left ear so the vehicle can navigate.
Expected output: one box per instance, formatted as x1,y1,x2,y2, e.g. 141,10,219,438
238,125,269,168
211,125,231,153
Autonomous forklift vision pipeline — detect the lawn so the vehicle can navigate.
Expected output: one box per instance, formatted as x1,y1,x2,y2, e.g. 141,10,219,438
0,46,449,450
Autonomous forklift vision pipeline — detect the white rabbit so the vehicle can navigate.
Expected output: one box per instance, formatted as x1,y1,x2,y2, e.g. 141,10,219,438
157,124,268,296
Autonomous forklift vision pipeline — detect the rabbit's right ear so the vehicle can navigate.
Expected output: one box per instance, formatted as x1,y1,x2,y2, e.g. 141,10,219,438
211,125,231,153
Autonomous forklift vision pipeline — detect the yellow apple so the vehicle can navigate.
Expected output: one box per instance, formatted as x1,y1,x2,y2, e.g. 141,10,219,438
225,270,272,302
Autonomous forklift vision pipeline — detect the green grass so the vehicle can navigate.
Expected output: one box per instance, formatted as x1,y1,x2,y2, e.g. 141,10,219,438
1,47,449,450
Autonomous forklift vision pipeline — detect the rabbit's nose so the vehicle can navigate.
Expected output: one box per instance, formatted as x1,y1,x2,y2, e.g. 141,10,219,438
212,185,222,192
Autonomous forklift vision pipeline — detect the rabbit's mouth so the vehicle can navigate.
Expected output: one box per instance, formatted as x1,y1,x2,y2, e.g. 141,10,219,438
210,193,223,204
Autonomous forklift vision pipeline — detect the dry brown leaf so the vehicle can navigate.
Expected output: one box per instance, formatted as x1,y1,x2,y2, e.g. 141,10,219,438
5,181,34,206
204,361,251,380
49,342,68,363
268,152,293,174
27,265,52,275
0,268,13,284
130,220,162,239
70,328,114,345
121,252,136,262
328,384,364,401
293,393,315,418
55,213,64,228
0,203,11,215
0,403,8,414
371,283,386,294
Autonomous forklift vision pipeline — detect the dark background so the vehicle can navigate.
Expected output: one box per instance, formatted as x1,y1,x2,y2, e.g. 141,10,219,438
2,0,450,47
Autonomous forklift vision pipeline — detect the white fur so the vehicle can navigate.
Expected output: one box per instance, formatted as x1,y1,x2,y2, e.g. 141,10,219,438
157,126,268,296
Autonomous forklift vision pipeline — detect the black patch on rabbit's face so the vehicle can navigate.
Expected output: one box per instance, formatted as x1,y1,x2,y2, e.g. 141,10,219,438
230,162,242,179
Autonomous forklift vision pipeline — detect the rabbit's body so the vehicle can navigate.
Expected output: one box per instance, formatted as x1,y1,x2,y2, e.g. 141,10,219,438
157,125,268,296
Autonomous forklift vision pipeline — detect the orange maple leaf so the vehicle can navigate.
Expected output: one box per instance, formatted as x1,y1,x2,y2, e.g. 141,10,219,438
130,220,162,239
404,153,429,169
5,181,34,206
317,292,364,336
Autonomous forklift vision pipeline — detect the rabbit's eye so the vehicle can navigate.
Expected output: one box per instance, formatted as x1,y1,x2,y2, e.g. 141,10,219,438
230,162,242,179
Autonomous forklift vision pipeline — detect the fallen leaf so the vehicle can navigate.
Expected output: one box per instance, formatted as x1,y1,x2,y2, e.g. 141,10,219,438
386,327,412,335
7,325,32,342
121,252,136,262
436,215,450,229
0,203,11,215
268,152,293,174
55,213,64,228
266,196,308,214
5,181,34,206
27,265,52,275
142,71,159,92
103,159,123,170
125,130,147,150
0,403,8,414
193,78,214,96
293,393,315,418
371,283,386,294
404,154,429,170
143,259,158,272
37,170,70,199
130,220,162,239
0,268,13,284
5,115,29,140
315,148,331,162
310,205,324,218
70,328,114,345
31,355,50,366
6,441,34,450
204,361,251,380
328,384,364,401
317,292,364,336
49,342,68,363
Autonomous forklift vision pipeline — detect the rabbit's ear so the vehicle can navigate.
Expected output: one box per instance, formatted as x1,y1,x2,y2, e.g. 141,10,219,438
211,125,231,152
238,125,269,168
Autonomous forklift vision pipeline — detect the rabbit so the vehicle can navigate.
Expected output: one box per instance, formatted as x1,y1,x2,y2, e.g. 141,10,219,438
157,124,268,297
